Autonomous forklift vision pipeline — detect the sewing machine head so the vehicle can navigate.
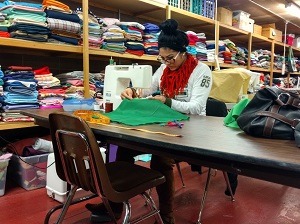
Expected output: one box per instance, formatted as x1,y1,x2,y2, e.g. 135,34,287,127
103,64,152,110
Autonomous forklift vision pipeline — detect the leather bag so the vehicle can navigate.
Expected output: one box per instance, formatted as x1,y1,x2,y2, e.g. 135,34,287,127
236,86,300,147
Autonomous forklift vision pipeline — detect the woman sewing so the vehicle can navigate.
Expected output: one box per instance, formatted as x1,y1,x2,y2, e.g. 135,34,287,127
86,18,212,224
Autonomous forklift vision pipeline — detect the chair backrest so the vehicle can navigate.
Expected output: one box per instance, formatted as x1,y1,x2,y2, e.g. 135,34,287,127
49,112,114,199
206,97,228,117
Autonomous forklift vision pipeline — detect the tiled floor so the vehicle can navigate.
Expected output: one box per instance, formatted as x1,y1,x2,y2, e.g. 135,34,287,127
1,162,300,224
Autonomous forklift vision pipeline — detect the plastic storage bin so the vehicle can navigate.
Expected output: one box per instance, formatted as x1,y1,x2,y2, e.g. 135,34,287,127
62,98,96,112
46,148,106,203
0,159,10,196
7,154,49,190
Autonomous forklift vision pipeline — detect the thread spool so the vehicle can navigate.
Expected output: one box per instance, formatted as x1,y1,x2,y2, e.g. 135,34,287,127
105,102,113,113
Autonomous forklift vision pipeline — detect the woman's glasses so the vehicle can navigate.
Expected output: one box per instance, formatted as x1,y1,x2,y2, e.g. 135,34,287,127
157,51,180,64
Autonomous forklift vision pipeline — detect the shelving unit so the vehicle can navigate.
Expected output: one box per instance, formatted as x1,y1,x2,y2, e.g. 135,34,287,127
1,0,300,99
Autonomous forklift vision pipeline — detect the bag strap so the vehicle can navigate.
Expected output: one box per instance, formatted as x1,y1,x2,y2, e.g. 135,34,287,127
256,111,300,128
275,92,300,108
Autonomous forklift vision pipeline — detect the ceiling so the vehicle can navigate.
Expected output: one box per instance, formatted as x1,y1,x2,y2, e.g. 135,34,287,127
217,0,300,35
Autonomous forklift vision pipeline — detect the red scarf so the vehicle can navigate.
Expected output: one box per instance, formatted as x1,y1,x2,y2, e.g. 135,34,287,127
160,53,198,98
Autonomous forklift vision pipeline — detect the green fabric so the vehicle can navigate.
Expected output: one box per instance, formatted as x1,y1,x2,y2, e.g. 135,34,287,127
223,99,251,128
106,98,189,126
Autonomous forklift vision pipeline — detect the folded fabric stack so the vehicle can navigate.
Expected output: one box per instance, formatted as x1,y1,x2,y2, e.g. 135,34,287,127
223,39,248,66
43,0,81,45
101,18,126,53
0,67,4,107
34,66,60,88
75,8,104,48
143,23,160,55
116,21,145,56
250,49,271,69
0,65,39,121
0,0,48,42
194,33,208,61
55,71,98,99
206,40,226,63
186,31,199,56
38,88,65,109
0,12,10,34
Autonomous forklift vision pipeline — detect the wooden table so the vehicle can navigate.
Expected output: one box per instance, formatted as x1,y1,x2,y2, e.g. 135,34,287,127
21,108,300,189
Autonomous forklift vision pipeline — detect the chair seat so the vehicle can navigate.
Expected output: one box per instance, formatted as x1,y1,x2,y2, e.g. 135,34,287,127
106,161,165,195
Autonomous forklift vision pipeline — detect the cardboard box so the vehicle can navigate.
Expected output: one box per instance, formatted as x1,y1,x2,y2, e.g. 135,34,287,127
7,154,49,190
0,159,10,196
261,23,276,29
254,24,262,35
262,27,282,41
217,7,233,26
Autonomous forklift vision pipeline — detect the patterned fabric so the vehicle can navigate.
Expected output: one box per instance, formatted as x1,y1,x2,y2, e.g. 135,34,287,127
47,17,81,34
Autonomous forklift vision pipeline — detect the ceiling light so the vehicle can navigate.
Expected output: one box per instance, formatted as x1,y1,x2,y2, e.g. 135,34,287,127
285,2,300,15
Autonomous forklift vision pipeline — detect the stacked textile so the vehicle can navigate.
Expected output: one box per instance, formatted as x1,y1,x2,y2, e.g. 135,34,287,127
194,33,208,61
55,71,98,99
101,18,126,53
0,67,4,108
186,31,199,56
250,49,272,69
142,23,160,55
0,65,39,122
223,39,248,66
206,40,226,63
0,12,10,34
0,0,49,42
116,21,145,56
75,8,103,48
43,0,81,45
38,88,65,109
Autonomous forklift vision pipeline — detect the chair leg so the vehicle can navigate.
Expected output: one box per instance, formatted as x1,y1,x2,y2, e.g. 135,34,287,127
222,172,235,202
102,197,118,224
55,185,78,224
196,168,214,224
122,201,132,224
175,162,186,188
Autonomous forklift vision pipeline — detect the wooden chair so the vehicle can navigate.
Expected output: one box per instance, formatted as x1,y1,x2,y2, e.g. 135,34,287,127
46,112,166,224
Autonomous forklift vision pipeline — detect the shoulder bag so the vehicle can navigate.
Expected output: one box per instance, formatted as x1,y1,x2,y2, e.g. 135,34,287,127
236,86,300,147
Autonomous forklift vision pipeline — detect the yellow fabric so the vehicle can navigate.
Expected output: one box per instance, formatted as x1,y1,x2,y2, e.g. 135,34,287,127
209,69,251,103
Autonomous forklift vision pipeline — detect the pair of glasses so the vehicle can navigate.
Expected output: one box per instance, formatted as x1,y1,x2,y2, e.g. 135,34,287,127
157,51,180,64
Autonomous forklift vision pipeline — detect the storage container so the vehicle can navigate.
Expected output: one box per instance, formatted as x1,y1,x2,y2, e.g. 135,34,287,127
62,98,96,112
232,10,254,32
0,159,10,196
283,34,295,45
7,154,49,190
253,24,262,35
262,28,282,42
217,7,232,26
46,148,106,203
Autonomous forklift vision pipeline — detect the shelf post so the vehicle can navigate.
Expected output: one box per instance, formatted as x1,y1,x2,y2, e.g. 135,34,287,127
82,0,90,98
247,32,252,70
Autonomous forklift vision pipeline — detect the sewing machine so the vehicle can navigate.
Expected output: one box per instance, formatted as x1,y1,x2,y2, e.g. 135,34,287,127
103,64,152,110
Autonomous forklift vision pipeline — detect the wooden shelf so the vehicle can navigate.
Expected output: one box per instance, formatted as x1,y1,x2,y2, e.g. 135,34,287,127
0,122,36,131
0,37,83,54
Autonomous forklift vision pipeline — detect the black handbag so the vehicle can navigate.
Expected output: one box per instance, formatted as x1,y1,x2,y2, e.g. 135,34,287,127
288,46,297,72
236,86,300,147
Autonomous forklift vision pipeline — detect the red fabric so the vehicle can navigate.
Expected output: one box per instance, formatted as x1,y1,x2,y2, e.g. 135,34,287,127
160,53,198,98
0,31,10,38
38,88,66,94
33,66,51,75
187,34,199,46
126,49,144,56
8,66,32,71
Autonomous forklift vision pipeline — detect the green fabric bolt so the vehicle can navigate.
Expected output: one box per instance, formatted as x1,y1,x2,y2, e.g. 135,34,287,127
105,98,190,126
223,98,251,129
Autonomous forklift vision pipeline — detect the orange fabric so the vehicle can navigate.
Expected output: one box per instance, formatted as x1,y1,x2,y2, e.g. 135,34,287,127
42,0,70,11
160,53,198,98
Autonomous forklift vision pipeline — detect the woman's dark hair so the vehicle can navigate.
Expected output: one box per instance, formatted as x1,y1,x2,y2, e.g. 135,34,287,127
158,19,189,52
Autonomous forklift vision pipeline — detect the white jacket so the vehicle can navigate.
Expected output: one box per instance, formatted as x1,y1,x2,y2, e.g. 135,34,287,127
143,62,212,115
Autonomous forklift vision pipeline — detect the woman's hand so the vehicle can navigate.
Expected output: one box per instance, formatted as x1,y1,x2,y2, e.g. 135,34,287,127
148,95,166,104
120,88,136,100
